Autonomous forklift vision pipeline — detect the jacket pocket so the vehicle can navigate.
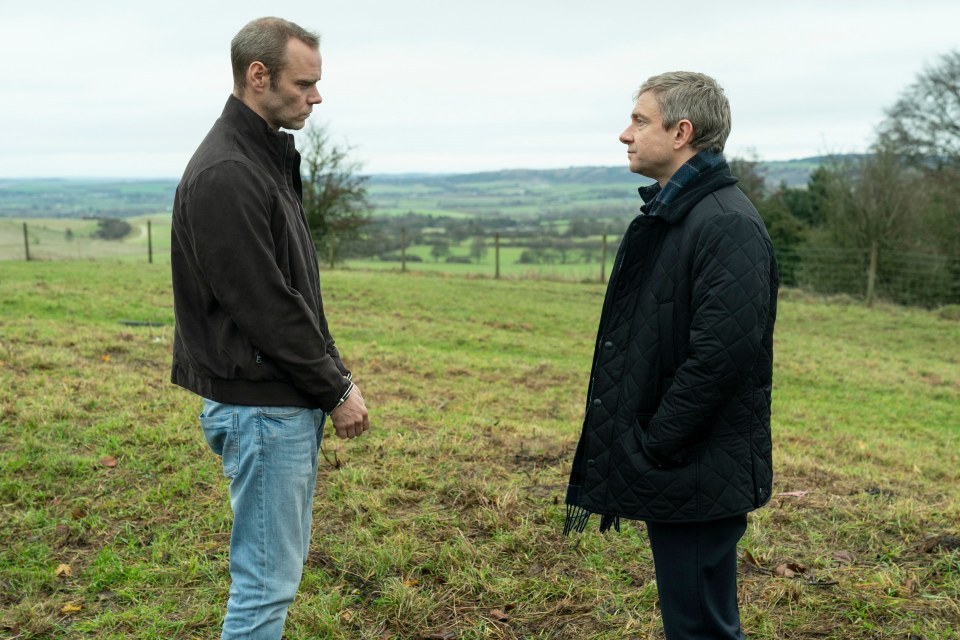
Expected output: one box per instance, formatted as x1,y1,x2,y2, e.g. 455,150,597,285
626,413,656,471
200,412,239,478
634,412,655,432
636,411,694,469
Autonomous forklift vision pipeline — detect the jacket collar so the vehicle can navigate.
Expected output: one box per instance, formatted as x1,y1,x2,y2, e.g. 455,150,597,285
220,95,300,192
637,152,738,225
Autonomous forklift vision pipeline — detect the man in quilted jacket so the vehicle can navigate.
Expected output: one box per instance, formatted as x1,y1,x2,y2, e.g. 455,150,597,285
564,71,779,639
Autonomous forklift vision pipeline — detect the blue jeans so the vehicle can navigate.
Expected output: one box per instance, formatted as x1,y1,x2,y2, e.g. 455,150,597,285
200,399,326,640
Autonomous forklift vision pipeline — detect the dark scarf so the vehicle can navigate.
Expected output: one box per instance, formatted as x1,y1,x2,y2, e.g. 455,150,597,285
639,150,726,217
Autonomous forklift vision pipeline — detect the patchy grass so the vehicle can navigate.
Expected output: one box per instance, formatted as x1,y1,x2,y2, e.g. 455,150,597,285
1,262,958,639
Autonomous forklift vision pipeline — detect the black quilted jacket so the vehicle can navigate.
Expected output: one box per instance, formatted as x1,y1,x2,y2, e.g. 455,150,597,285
565,162,779,527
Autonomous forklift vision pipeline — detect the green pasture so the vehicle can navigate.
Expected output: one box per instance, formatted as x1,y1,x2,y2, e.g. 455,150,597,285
366,179,640,219
345,241,610,282
368,208,475,219
1,262,958,639
0,216,170,263
1,215,613,280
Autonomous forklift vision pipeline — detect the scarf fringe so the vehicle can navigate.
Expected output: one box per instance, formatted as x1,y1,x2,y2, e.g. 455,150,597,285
563,504,592,536
563,505,621,535
599,513,621,533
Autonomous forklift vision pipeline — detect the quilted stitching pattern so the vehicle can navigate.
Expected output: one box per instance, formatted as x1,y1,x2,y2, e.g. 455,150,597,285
570,179,779,523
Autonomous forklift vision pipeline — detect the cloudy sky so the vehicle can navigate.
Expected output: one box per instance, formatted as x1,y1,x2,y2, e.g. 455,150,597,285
2,0,957,178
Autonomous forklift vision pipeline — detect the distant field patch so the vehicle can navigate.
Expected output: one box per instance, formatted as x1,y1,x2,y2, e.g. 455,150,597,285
0,215,171,262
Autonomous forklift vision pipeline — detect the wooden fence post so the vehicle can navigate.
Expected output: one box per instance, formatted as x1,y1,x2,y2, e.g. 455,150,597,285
495,232,501,279
147,220,153,264
866,240,879,307
23,223,31,261
600,234,608,283
401,227,407,273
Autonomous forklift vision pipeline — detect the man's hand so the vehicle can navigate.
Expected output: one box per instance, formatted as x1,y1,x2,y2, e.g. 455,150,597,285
330,385,370,439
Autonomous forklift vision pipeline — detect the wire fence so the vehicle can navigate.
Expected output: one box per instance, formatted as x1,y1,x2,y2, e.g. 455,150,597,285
778,246,960,308
0,220,164,264
338,234,960,308
3,222,958,308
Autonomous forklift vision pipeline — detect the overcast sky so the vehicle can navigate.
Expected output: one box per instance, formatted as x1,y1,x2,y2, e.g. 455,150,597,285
2,0,957,178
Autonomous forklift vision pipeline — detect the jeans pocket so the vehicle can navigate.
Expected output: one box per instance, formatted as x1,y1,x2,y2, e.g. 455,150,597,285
259,406,307,419
200,412,239,478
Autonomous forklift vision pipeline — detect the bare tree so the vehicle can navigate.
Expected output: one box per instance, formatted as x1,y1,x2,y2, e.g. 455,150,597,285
880,51,960,258
819,141,928,305
881,50,960,171
469,236,488,264
299,124,372,267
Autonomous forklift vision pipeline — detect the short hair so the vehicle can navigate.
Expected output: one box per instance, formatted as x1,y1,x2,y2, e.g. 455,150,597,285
231,17,320,91
635,72,732,153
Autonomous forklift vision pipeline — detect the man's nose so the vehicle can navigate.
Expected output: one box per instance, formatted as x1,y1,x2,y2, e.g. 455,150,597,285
308,88,323,105
619,128,632,144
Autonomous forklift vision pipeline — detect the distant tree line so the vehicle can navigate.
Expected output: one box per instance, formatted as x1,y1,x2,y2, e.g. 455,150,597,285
299,52,959,307
728,51,960,307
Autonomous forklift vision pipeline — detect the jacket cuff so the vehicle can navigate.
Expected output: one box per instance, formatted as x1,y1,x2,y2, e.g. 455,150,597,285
333,356,352,379
317,374,353,414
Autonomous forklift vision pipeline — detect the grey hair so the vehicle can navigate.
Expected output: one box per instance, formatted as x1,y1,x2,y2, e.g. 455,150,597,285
635,72,732,153
231,17,320,91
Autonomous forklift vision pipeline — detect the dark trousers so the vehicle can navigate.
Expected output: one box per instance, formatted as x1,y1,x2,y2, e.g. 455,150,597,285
645,513,748,640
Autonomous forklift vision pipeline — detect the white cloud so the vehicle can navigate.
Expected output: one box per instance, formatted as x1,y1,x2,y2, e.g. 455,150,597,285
1,0,958,176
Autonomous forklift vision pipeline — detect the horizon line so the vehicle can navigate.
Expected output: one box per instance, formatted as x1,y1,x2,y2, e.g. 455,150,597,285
0,153,860,182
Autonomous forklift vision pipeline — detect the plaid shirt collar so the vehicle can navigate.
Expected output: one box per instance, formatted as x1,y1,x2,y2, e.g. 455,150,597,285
638,150,725,217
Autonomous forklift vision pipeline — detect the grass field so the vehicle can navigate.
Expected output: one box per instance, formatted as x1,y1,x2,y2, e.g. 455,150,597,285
343,243,607,282
1,216,614,282
0,216,171,263
1,262,958,639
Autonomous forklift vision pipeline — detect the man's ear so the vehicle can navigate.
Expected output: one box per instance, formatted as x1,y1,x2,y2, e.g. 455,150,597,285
246,61,269,93
674,119,695,150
